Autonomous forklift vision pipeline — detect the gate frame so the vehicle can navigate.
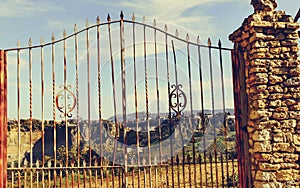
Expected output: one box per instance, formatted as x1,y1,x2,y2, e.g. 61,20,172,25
0,50,7,188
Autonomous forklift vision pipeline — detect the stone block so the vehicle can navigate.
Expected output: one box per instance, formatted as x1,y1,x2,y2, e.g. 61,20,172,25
272,112,289,120
280,119,296,128
284,77,300,87
272,143,294,152
289,111,300,119
259,163,280,171
253,181,282,188
290,67,300,76
250,110,272,120
254,171,276,181
252,130,271,141
268,93,283,100
268,85,283,93
250,142,272,153
269,75,283,85
276,170,296,182
269,100,281,107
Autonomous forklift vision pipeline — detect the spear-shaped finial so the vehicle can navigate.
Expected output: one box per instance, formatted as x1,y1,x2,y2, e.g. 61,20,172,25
197,36,200,45
107,14,111,22
28,38,32,47
86,18,89,28
17,40,20,48
175,29,179,37
120,11,124,20
63,29,67,38
74,24,77,33
142,16,146,23
51,33,55,42
186,33,190,41
153,19,156,27
96,15,100,24
132,13,136,21
40,37,44,45
207,38,211,47
164,24,168,32
218,39,222,48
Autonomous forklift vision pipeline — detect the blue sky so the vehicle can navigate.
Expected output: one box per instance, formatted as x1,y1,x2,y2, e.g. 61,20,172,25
2,0,300,120
0,0,299,49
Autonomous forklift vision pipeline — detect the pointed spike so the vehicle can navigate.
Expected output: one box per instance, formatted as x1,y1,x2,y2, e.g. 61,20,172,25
17,40,20,48
36,160,40,168
63,29,67,38
86,18,89,28
153,19,156,27
83,160,86,167
40,37,44,45
164,24,168,32
142,16,146,23
51,33,55,42
47,160,51,168
132,13,135,21
96,15,100,24
175,29,179,37
74,24,77,33
207,38,211,46
197,36,200,45
186,33,190,41
28,38,32,47
120,11,124,20
107,14,111,22
218,39,222,48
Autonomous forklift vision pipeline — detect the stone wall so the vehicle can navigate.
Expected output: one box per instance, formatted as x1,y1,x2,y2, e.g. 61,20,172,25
229,1,300,187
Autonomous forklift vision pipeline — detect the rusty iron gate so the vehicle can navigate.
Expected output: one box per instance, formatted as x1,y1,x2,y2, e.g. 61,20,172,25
0,12,238,187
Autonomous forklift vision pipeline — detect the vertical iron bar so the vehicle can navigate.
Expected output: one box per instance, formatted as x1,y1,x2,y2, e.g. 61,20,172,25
63,30,69,188
208,38,218,187
164,24,172,188
51,33,57,187
74,24,80,188
218,40,229,186
176,155,180,188
197,37,208,187
41,39,46,188
107,14,117,188
186,35,197,188
28,39,34,188
0,50,7,188
107,15,118,172
17,44,21,188
232,156,235,188
85,19,92,168
187,154,191,188
199,154,203,187
220,153,224,187
170,40,178,188
132,14,141,188
153,19,163,188
143,17,152,188
96,15,103,178
209,153,213,187
120,11,128,188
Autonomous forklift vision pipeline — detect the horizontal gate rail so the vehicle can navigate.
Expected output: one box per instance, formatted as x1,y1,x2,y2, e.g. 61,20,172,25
2,12,237,187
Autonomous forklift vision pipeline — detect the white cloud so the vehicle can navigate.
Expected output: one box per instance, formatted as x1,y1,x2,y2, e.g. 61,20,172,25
120,0,239,37
0,0,63,17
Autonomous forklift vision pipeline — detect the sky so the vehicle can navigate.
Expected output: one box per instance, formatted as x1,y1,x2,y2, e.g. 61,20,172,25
0,0,299,49
2,0,300,120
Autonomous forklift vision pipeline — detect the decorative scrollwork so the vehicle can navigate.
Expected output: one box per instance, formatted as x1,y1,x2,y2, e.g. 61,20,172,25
169,84,187,117
55,85,76,118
